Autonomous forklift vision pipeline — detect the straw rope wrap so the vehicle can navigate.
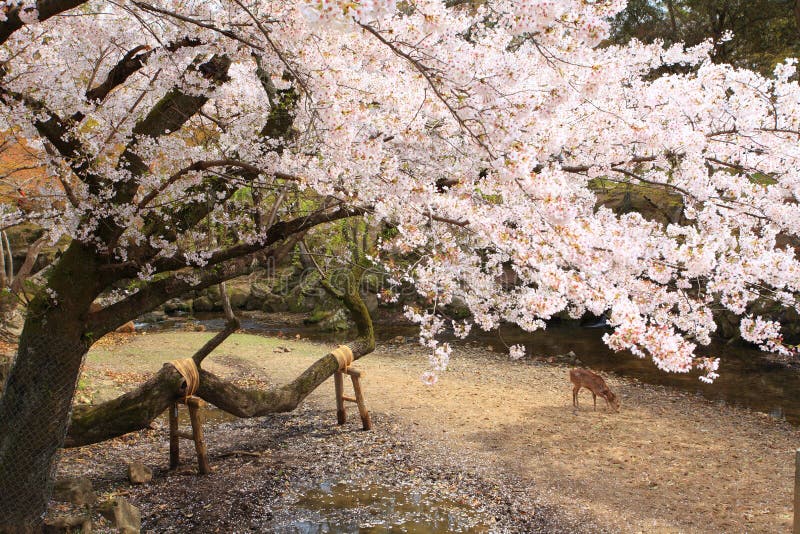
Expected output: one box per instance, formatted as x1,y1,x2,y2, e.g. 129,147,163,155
170,358,200,398
331,345,353,371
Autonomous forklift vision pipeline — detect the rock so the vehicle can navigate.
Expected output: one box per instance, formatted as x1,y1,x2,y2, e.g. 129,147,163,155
127,461,152,484
137,310,166,323
192,296,214,312
303,310,332,325
262,292,288,313
53,477,96,506
391,336,405,344
443,296,471,320
204,285,221,301
99,497,141,534
319,309,352,332
164,298,191,314
44,514,91,533
273,346,292,353
245,286,268,310
228,288,248,309
244,295,263,311
286,285,317,313
115,321,135,334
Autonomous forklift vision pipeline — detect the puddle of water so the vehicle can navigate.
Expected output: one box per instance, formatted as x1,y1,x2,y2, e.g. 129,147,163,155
280,482,490,533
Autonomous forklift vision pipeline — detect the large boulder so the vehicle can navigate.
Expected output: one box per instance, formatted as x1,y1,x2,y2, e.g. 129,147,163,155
192,296,214,313
262,292,288,313
137,310,167,324
203,285,221,302
115,321,135,334
228,288,248,309
245,285,268,310
318,309,352,332
164,298,191,314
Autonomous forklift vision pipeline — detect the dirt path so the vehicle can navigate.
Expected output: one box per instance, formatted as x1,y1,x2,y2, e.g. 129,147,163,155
83,331,800,533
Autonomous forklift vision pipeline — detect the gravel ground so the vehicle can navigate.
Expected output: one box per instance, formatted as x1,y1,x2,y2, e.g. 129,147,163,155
47,331,800,533
55,406,596,533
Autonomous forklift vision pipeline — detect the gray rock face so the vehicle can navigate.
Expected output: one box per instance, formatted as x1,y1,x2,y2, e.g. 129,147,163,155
52,477,96,506
127,461,153,484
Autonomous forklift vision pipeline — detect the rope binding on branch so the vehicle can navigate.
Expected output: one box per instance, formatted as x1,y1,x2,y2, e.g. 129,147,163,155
332,345,354,371
169,358,200,399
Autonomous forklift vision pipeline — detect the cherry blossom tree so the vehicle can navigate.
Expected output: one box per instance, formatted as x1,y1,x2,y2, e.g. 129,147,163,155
1,0,800,527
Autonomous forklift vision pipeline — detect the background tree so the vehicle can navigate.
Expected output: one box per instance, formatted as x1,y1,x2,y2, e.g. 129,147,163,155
611,0,800,73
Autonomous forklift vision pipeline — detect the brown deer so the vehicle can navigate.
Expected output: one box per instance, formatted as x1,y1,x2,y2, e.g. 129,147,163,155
569,368,620,412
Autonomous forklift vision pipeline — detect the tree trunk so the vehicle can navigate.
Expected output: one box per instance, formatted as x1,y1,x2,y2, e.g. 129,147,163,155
0,243,99,532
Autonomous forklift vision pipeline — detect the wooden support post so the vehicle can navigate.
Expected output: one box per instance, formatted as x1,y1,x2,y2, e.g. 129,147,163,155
186,397,211,475
346,368,372,431
794,448,800,534
168,402,179,469
334,370,347,425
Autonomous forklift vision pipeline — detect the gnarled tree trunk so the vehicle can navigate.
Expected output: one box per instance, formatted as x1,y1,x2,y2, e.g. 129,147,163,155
0,243,100,531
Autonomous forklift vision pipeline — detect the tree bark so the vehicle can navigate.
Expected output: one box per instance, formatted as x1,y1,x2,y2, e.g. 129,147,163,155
0,1,89,47
0,242,100,531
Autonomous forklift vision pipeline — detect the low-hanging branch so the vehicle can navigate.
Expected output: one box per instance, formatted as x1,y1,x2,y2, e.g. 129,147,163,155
64,266,375,448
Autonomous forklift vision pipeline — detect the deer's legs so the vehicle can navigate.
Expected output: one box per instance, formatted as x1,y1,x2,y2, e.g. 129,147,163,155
572,385,580,407
592,393,597,410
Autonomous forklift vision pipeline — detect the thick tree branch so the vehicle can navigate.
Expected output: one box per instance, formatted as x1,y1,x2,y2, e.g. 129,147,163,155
137,159,264,210
0,88,98,182
84,37,202,106
87,238,297,337
101,204,363,281
0,0,88,46
63,333,373,447
65,267,376,446
196,336,373,417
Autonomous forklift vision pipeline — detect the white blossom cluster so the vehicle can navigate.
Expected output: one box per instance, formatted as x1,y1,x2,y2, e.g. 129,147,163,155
3,0,800,384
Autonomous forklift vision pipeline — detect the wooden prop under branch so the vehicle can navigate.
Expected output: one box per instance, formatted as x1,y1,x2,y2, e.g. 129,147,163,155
332,345,372,431
168,396,211,475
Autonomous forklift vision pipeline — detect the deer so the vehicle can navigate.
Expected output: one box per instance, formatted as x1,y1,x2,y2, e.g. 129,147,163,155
569,368,620,412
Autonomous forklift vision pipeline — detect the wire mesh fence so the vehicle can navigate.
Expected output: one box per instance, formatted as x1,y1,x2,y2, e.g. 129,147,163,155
0,336,88,530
